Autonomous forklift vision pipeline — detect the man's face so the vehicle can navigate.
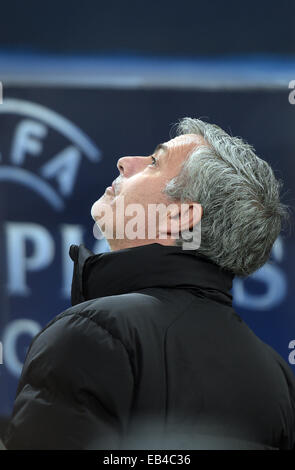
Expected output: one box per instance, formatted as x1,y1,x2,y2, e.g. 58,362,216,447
91,133,207,250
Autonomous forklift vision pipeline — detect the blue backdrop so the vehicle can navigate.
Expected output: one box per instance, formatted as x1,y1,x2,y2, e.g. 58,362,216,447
1,65,295,419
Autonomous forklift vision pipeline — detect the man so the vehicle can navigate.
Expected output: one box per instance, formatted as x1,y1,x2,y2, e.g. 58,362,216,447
4,117,295,449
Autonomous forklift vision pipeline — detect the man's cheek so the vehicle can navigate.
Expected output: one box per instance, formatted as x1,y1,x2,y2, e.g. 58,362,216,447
121,188,144,205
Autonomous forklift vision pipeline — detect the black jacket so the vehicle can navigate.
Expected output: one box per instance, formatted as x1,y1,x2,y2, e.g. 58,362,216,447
4,242,295,449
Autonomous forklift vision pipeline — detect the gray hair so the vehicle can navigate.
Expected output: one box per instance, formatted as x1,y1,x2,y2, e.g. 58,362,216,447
163,117,293,278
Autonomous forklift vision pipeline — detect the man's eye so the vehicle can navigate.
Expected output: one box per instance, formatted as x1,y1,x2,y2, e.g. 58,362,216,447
149,155,158,167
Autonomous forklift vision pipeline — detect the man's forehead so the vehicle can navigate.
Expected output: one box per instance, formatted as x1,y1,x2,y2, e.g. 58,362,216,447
166,133,206,148
160,134,206,160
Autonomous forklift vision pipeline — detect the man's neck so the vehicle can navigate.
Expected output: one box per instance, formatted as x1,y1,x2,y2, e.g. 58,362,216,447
107,238,177,251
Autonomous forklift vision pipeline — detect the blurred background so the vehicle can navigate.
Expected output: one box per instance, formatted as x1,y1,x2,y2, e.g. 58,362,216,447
0,0,295,439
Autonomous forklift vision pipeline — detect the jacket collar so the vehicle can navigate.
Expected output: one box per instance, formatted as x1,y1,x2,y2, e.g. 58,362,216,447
69,242,235,307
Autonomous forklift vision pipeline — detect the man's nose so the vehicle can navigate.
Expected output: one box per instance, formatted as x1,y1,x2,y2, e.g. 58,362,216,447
116,156,147,177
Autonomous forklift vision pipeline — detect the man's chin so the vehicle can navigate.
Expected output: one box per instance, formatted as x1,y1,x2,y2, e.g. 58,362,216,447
90,198,104,221
91,196,115,223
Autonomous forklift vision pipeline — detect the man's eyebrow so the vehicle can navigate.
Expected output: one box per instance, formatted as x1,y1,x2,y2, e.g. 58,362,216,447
153,143,169,154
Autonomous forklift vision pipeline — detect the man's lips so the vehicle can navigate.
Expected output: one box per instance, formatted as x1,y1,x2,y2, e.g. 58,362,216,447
105,181,117,195
105,186,114,195
105,179,120,195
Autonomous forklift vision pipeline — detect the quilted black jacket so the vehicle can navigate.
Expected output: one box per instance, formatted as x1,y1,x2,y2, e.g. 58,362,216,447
3,242,295,449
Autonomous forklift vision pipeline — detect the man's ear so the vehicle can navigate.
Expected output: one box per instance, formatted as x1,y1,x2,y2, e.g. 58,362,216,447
159,202,203,237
